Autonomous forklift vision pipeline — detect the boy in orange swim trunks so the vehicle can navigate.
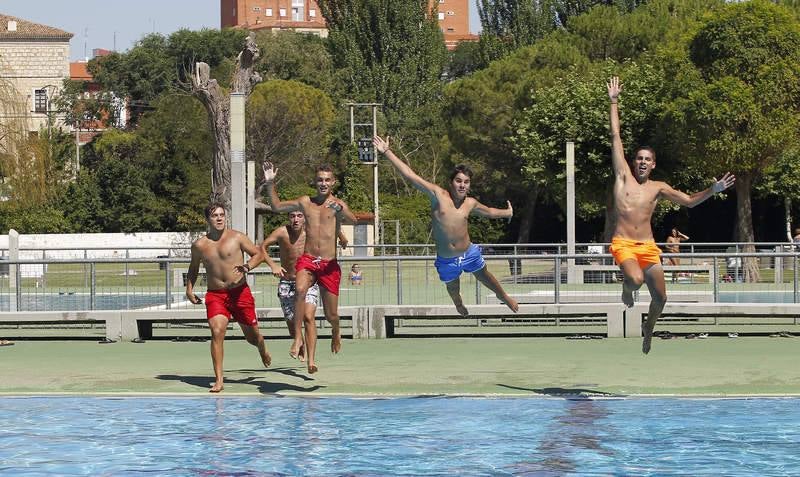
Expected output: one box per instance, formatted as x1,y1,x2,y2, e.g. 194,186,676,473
606,77,735,354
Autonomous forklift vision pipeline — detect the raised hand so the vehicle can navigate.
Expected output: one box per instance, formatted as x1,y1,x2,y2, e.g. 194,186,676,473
607,76,622,102
712,172,736,193
325,199,343,213
506,200,513,221
373,135,390,154
262,161,278,183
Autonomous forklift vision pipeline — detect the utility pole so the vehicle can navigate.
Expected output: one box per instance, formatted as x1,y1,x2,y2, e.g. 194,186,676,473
348,103,382,249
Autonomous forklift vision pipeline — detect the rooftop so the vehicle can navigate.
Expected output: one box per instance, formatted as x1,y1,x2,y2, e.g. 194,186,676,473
0,13,73,41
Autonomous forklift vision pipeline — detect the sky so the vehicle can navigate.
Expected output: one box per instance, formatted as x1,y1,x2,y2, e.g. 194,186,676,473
2,0,481,61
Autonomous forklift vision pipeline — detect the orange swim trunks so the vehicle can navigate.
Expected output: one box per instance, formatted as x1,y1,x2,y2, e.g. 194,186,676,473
609,237,662,268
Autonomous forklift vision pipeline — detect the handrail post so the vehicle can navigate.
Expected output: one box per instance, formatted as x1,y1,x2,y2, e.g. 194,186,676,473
794,255,798,304
712,256,719,303
14,263,21,312
475,272,481,305
90,262,96,310
396,259,403,305
554,256,561,304
165,259,172,309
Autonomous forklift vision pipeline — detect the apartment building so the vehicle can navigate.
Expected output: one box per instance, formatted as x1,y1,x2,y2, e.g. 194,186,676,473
221,0,477,48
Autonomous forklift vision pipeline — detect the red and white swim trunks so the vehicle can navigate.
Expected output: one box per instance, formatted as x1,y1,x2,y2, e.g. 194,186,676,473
295,254,341,296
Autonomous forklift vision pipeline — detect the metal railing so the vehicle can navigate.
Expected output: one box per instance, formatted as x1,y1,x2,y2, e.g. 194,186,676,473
0,248,798,312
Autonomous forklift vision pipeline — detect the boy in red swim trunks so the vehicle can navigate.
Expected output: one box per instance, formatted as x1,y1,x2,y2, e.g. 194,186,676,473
186,202,270,392
263,163,356,374
606,76,735,354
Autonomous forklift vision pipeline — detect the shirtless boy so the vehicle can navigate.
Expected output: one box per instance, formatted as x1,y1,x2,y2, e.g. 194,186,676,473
373,135,519,316
262,163,356,374
665,228,689,282
186,202,271,392
606,76,735,354
261,211,348,362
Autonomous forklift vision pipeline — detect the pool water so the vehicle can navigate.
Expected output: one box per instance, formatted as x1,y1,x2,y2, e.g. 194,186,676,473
1,396,798,476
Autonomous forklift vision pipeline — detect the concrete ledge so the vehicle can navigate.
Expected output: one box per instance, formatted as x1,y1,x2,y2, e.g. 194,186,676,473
0,311,121,341
625,302,800,337
371,304,624,338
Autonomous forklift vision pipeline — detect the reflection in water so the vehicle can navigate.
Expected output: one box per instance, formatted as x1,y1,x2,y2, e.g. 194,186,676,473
510,399,616,475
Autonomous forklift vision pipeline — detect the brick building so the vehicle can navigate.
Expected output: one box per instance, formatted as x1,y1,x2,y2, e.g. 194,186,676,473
220,0,477,48
0,13,72,133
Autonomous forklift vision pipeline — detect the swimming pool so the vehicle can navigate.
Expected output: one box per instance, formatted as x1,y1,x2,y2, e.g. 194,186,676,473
1,396,798,475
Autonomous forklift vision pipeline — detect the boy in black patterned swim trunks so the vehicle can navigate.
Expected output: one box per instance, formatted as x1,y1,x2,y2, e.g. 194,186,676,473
261,211,348,362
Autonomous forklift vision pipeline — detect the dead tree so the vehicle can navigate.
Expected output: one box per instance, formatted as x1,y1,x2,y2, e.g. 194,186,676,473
189,33,262,208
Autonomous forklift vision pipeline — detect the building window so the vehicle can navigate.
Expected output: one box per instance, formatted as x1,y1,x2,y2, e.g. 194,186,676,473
292,7,304,21
447,27,455,32
34,89,47,114
309,9,316,17
232,7,236,16
447,11,455,15
266,8,273,16
252,6,261,11
279,8,287,17
438,12,445,20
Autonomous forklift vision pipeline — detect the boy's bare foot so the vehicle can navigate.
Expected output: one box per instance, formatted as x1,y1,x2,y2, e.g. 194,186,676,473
499,295,519,313
210,381,224,393
622,289,634,308
289,338,303,359
308,363,318,374
298,344,306,362
258,340,271,367
455,303,469,317
331,328,342,354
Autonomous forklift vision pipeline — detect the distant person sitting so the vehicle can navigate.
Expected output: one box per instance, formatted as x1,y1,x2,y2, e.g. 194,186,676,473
349,264,363,286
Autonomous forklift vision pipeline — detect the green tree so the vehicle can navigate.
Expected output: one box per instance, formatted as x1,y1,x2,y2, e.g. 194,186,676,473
246,80,336,183
254,30,337,94
317,0,448,127
674,0,800,280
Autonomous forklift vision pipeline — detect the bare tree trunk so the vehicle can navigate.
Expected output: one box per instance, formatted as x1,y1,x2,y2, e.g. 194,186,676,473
735,174,760,283
189,34,262,208
515,185,539,244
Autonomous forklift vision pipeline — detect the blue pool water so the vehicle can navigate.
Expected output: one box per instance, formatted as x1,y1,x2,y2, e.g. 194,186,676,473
1,397,799,476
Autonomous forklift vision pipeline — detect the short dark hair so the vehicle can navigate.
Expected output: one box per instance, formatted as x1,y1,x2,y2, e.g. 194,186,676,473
204,202,226,220
316,164,335,174
632,146,656,162
449,164,474,182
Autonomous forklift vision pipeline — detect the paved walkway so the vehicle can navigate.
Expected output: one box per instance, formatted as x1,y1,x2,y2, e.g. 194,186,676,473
2,337,799,396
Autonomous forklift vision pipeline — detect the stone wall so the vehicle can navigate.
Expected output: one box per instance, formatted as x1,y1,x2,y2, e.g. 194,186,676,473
0,40,70,132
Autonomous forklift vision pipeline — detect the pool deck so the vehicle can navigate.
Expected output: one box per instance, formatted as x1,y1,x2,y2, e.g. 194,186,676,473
2,336,800,397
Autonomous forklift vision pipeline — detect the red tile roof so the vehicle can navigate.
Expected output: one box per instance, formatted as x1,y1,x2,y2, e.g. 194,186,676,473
70,62,92,81
0,13,73,40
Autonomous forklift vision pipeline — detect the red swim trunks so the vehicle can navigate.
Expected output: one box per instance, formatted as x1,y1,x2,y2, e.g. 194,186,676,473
204,282,258,326
295,254,341,296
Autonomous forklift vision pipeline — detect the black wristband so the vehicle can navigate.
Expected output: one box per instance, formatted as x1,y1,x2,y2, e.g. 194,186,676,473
243,263,251,271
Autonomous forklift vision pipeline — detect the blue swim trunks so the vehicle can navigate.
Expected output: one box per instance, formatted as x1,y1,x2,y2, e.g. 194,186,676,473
434,244,486,283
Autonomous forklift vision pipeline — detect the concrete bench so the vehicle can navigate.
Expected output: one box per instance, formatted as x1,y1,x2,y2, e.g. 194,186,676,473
121,306,366,341
489,289,714,304
625,302,800,337
0,311,122,341
369,304,625,338
571,264,714,284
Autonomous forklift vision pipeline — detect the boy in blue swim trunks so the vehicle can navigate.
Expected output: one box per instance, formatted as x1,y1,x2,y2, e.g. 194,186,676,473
374,136,519,316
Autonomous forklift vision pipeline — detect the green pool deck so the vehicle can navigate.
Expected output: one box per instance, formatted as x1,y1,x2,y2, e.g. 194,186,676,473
2,336,799,397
